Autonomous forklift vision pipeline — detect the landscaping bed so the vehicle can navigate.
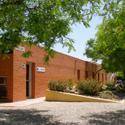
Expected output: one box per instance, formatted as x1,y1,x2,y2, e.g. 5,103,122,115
46,89,118,103
47,79,125,101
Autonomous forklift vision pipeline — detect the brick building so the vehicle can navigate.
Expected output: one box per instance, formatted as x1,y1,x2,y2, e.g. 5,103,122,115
0,45,111,102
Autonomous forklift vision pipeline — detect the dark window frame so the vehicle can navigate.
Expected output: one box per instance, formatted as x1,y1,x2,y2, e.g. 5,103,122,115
85,71,88,79
0,76,8,98
77,69,80,81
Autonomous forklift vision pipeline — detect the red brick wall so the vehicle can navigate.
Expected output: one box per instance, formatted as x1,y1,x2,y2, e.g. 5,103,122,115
85,61,108,83
13,46,46,101
0,54,13,101
46,52,86,81
0,45,110,101
12,45,87,101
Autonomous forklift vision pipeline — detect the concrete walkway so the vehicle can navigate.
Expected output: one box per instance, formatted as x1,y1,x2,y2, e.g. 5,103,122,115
0,97,124,108
0,97,45,107
0,101,125,125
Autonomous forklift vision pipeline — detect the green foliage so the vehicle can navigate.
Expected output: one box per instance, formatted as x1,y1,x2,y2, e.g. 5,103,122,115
48,79,74,92
99,90,118,100
115,84,125,93
116,72,124,78
48,80,66,92
65,79,74,91
105,82,115,91
0,0,121,60
22,51,32,58
103,82,125,93
77,79,102,96
85,1,125,74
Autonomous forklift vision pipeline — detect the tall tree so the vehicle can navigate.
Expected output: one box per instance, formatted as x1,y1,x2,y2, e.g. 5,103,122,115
0,0,122,60
85,1,125,75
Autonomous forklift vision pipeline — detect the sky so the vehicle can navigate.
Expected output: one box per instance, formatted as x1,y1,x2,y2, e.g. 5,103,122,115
54,15,102,61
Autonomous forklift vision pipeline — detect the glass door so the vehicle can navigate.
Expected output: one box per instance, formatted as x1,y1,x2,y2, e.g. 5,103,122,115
26,63,33,98
0,76,7,99
26,64,30,97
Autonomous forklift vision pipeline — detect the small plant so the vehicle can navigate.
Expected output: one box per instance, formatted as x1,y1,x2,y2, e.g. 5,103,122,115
48,80,66,92
105,82,115,91
99,90,118,100
48,80,75,93
77,79,102,96
65,79,74,91
115,83,125,93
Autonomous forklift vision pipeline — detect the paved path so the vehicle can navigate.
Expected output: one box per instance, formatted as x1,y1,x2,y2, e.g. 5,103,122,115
0,101,125,125
0,97,45,107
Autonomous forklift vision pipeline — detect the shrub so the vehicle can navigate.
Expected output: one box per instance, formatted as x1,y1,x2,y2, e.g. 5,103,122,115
102,84,107,91
115,83,125,93
65,79,74,91
77,79,102,96
48,80,75,92
103,82,125,93
105,82,115,91
103,81,125,93
48,80,66,92
99,90,118,100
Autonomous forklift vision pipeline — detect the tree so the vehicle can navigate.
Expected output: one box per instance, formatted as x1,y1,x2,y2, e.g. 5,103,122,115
0,0,121,60
85,2,125,76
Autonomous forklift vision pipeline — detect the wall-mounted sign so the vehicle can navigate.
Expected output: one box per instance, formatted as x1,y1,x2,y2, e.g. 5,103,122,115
15,46,25,52
36,67,46,73
21,63,26,69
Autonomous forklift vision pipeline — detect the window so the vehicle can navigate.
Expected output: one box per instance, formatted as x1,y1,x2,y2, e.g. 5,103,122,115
105,74,107,81
92,72,95,79
0,77,7,85
98,73,100,81
0,76,7,98
77,70,80,81
85,71,88,79
102,74,104,82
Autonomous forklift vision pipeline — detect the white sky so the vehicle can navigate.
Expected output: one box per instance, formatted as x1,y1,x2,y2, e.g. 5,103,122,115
54,15,102,61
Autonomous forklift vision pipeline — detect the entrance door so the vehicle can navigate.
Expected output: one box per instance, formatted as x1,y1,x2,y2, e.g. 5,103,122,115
26,63,33,98
0,76,7,99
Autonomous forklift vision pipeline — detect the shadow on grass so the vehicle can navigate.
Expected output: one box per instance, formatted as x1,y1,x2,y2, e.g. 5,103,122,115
0,109,78,125
82,109,125,125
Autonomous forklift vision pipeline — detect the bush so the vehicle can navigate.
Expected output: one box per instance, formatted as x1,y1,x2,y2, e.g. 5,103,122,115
77,80,102,96
65,79,74,91
105,82,115,91
99,90,118,100
48,80,66,92
115,83,125,93
103,82,125,93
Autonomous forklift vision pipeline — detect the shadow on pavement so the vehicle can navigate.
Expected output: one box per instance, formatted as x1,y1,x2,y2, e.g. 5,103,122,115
82,109,125,125
0,109,78,125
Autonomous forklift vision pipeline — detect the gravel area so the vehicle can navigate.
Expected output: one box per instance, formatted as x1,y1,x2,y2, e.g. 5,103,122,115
0,101,125,125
